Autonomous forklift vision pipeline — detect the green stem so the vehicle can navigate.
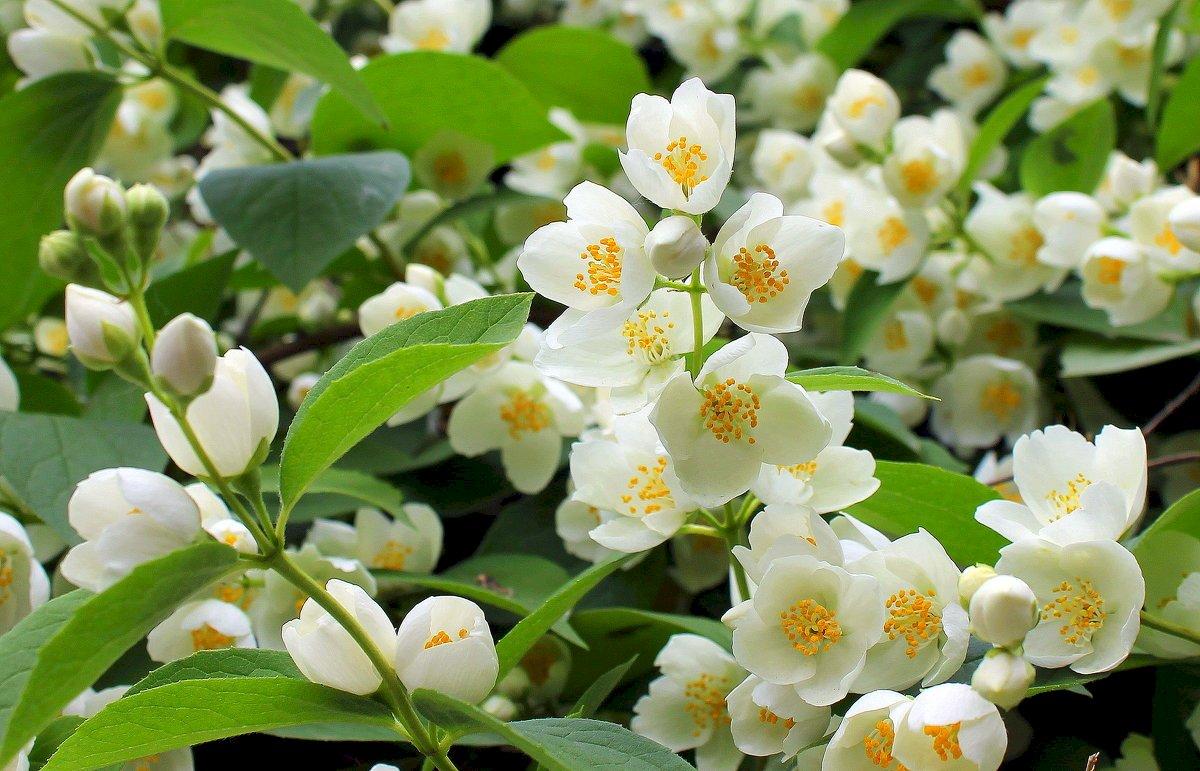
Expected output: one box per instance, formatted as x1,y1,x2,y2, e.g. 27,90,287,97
678,523,722,539
686,267,704,378
653,277,701,293
1141,611,1200,647
724,524,751,603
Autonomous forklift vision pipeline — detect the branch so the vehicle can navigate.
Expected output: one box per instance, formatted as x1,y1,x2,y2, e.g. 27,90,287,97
255,322,361,366
1143,370,1200,436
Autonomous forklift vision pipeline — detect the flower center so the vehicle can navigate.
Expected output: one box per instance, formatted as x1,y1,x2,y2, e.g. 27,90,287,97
883,319,908,351
863,719,906,769
622,309,675,364
757,706,795,729
901,159,938,195
1095,256,1127,285
699,378,760,445
1155,225,1183,255
190,624,235,651
793,86,825,112
1046,472,1092,519
847,94,884,119
923,722,964,761
416,27,451,50
653,135,710,198
432,152,467,184
425,627,469,649
620,456,676,516
730,243,790,304
779,598,842,655
574,236,623,297
1009,226,1043,266
883,588,942,658
781,460,818,481
0,553,12,608
979,379,1023,422
371,539,414,570
962,62,993,88
823,200,845,227
1042,577,1107,645
1101,0,1132,19
878,217,911,254
985,319,1024,356
682,672,730,735
499,390,551,439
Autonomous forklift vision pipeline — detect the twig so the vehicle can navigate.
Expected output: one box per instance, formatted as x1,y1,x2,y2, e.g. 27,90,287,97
255,322,361,366
1143,369,1200,436
1148,451,1200,470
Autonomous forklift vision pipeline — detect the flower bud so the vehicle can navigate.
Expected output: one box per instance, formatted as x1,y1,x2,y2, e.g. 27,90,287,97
64,284,140,369
646,215,707,278
283,580,397,695
958,563,997,606
1169,198,1200,254
125,183,170,260
971,649,1034,709
481,694,519,722
38,230,97,284
152,313,218,398
969,574,1038,648
395,596,499,704
64,168,126,237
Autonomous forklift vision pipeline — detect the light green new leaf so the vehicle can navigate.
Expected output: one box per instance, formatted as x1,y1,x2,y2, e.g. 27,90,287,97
786,366,932,399
1059,336,1200,378
1157,53,1200,169
310,53,567,163
840,271,908,364
0,71,120,331
261,465,410,526
199,152,410,291
957,76,1048,196
125,649,303,696
495,554,634,679
844,461,1005,567
159,0,381,123
1019,99,1115,197
0,544,239,765
412,691,693,770
278,294,532,509
496,26,651,124
815,0,977,70
0,412,166,544
43,678,394,770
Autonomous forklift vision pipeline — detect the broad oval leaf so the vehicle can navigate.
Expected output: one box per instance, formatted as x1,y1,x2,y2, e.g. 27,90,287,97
199,152,411,291
786,366,932,399
0,543,240,765
159,0,381,123
1157,52,1200,169
310,53,567,163
144,252,237,327
1019,99,1115,197
125,649,303,697
278,293,532,509
1134,488,1200,549
840,271,908,364
496,26,651,124
1059,335,1200,378
957,75,1048,196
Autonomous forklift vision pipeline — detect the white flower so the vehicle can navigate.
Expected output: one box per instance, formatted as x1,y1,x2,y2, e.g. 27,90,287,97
974,424,1146,544
1080,0,1174,39
447,361,584,493
569,410,696,553
1169,197,1200,254
619,77,736,215
0,513,50,635
382,0,490,53
965,185,1064,302
996,537,1144,674
146,348,279,479
646,215,709,279
703,193,844,333
931,355,1039,451
0,357,17,411
1079,237,1172,326
828,69,900,152
822,689,911,770
555,496,621,565
750,129,815,202
632,633,746,771
1093,25,1182,108
863,310,935,377
892,683,1006,771
732,503,844,588
882,112,966,208
972,648,1035,709
65,285,140,368
1095,152,1157,213
147,598,255,662
1032,192,1106,269
518,181,654,343
61,468,202,592
648,8,744,84
537,288,723,413
982,1,1056,68
968,575,1039,648
185,482,256,554
395,595,498,704
308,505,443,574
284,579,397,695
504,108,585,199
728,555,882,705
1138,531,1200,659
742,54,838,132
727,674,831,759
929,30,1007,117
842,185,929,284
152,313,218,398
651,334,832,506
1130,187,1200,273
287,372,320,411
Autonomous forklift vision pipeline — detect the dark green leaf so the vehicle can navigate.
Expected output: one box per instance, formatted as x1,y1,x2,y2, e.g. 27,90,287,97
1008,282,1191,342
840,271,908,364
125,649,303,696
1019,99,1115,197
1158,53,1200,169
144,252,236,326
815,0,976,70
957,76,1048,196
568,656,638,718
261,465,409,526
1059,335,1200,378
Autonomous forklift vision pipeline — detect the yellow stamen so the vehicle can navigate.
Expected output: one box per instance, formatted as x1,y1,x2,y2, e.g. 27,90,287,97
883,588,942,658
499,390,551,439
731,243,790,304
779,598,842,655
699,378,760,445
574,236,623,296
1042,577,1107,645
653,135,709,198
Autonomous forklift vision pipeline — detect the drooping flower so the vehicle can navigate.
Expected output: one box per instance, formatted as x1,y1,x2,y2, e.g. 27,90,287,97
147,598,256,662
394,595,499,704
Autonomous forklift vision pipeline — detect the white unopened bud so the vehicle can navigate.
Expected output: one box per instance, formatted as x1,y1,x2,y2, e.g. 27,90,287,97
64,168,126,236
972,648,1035,709
283,580,397,695
64,284,140,369
958,564,997,606
481,694,519,722
646,215,708,278
969,574,1038,648
152,313,218,397
1169,198,1200,253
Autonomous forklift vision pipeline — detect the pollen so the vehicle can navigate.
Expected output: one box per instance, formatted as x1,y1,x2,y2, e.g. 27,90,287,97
961,62,994,89
882,319,909,351
900,159,938,196
619,456,676,516
912,276,940,306
878,217,911,254
924,722,964,761
1042,577,1107,646
394,304,423,320
781,460,818,482
793,86,825,112
823,200,845,227
574,236,623,296
863,719,904,769
190,624,236,651
683,672,731,736
416,26,451,51
653,135,709,198
699,378,761,445
1095,256,1127,285
883,588,942,658
1009,226,1044,266
1155,226,1184,255
499,389,552,439
731,243,790,304
985,319,1025,356
847,94,885,119
1011,28,1035,50
432,152,468,185
758,706,796,729
0,554,12,608
980,379,1023,422
779,598,842,655
1101,0,1131,20
622,309,675,364
1046,472,1092,519
371,539,414,571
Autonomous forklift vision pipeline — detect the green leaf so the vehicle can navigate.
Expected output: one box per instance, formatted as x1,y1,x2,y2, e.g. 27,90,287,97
1008,282,1191,342
261,465,409,526
957,76,1048,196
412,691,693,770
1059,335,1200,378
1136,489,1200,547
159,0,381,124
1147,1,1183,131
1157,52,1200,169
844,461,1005,567
125,649,302,696
568,656,638,718
278,294,532,509
198,152,410,291
496,555,633,679
10,372,82,417
815,0,976,70
840,271,908,364
786,366,932,399
1019,99,1115,197
1026,654,1159,698
0,544,239,765
144,252,236,327
495,26,650,124
0,412,166,544
848,402,923,462
0,72,120,331
311,53,567,164
27,716,82,771
42,677,394,770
